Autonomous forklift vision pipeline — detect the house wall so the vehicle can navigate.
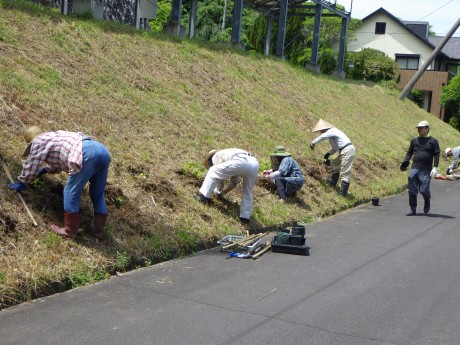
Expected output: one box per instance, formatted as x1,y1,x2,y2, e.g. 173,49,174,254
398,70,449,119
349,13,435,69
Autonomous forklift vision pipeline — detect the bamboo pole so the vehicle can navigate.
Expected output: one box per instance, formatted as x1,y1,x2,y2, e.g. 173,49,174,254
252,245,271,259
2,162,38,227
220,233,258,250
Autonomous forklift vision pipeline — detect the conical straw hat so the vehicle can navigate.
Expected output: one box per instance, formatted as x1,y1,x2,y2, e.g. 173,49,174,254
22,126,43,157
312,119,334,132
203,150,218,170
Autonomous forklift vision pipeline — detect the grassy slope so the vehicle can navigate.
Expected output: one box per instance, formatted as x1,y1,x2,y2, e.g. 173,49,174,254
0,0,459,308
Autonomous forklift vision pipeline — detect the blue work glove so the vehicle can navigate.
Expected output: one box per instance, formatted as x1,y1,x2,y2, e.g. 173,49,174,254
37,167,47,177
7,182,26,193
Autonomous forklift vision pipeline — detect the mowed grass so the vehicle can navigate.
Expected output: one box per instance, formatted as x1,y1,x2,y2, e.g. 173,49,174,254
1,0,459,308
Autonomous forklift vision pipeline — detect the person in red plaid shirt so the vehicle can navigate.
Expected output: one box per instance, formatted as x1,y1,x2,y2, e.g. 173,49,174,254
8,126,111,239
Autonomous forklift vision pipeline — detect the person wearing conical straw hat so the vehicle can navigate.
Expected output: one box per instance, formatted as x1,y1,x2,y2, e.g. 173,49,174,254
310,119,355,196
193,148,259,224
7,126,111,239
399,121,440,216
262,146,304,202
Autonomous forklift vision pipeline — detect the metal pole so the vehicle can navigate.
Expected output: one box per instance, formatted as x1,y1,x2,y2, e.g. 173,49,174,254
222,0,228,30
399,17,460,100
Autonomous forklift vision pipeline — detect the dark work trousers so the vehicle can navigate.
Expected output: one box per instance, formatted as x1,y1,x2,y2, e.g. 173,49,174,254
275,177,288,199
407,167,431,207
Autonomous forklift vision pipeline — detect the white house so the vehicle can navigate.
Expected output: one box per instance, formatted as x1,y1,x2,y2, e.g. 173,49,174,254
349,7,460,120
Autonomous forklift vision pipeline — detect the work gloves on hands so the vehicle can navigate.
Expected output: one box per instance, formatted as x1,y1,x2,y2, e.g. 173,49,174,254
7,182,26,193
37,167,47,178
430,167,438,177
323,152,331,166
309,143,315,150
446,166,453,176
399,161,410,171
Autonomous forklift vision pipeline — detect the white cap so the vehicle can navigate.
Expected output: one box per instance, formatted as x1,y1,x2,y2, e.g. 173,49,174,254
416,120,430,128
445,148,452,157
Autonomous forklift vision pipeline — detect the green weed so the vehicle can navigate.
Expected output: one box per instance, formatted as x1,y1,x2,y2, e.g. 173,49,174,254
114,251,131,271
181,161,205,180
42,232,60,248
68,266,110,288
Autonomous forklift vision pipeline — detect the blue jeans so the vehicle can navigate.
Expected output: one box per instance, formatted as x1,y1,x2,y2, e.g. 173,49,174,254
408,168,431,201
64,139,111,214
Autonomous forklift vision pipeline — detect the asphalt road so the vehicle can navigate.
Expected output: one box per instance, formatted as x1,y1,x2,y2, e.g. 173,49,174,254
2,180,460,345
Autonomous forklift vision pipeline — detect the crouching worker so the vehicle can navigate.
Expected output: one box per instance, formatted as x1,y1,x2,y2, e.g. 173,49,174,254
262,146,304,202
444,147,460,175
310,119,355,196
7,126,111,239
194,148,259,224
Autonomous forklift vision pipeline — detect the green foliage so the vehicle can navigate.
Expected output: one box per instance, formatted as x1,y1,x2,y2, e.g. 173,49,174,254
448,116,460,131
114,195,126,208
30,177,45,190
378,79,401,91
42,232,60,248
192,0,227,41
176,229,198,253
441,75,460,109
246,4,361,73
318,48,337,75
72,11,93,20
441,75,460,130
258,158,271,172
181,161,206,179
409,89,424,108
0,272,5,284
69,266,110,288
115,251,131,271
346,48,399,82
149,0,172,32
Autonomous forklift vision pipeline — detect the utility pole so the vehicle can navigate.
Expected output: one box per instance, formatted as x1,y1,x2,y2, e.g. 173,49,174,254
399,17,460,100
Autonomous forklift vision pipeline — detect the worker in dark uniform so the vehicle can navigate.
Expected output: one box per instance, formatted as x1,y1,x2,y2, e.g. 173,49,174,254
400,121,440,216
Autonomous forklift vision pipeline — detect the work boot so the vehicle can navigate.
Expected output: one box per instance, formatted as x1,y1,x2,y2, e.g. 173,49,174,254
339,181,350,196
406,193,417,216
50,212,81,239
423,195,430,214
90,213,107,240
239,217,250,224
328,173,340,187
406,208,416,216
193,193,212,204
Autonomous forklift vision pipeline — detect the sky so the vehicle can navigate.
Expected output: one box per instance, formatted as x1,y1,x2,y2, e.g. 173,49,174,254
343,0,460,37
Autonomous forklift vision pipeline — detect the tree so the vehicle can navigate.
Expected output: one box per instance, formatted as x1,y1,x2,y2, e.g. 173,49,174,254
345,48,399,82
246,3,361,71
149,0,172,32
440,75,460,129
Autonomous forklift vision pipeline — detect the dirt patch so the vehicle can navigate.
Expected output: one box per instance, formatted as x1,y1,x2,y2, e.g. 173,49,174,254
0,212,16,233
175,168,202,188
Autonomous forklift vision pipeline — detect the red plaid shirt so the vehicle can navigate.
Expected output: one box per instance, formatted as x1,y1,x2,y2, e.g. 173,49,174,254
18,131,86,184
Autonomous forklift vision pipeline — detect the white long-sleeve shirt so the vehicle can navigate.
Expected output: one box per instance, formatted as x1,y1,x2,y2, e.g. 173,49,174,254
311,127,352,155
